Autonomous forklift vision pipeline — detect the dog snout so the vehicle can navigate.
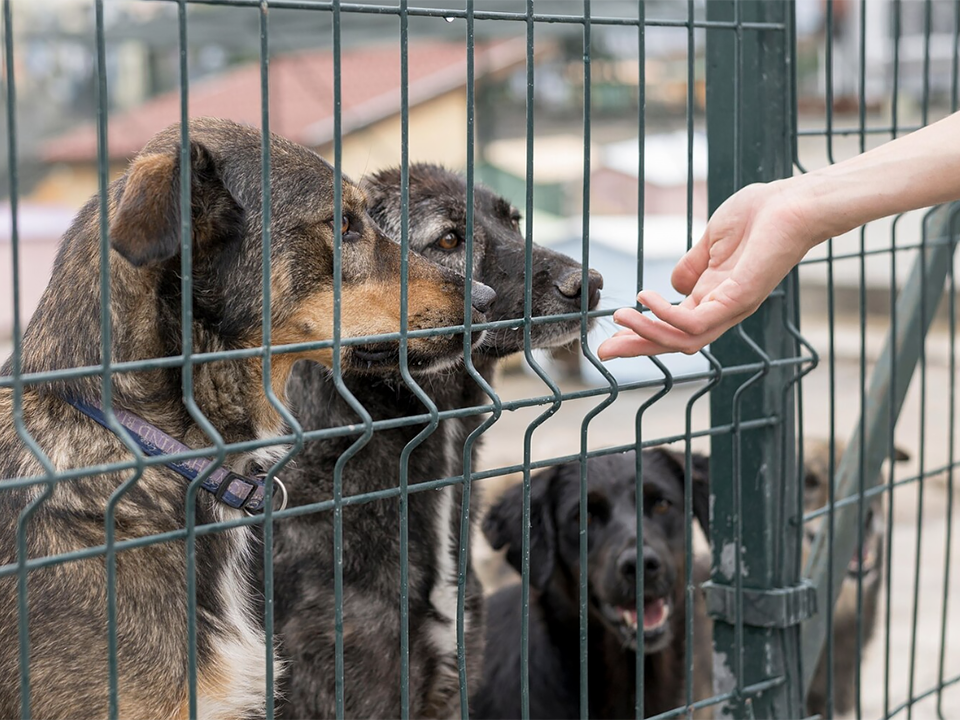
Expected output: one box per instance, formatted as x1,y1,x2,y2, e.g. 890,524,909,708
555,268,603,310
471,282,497,314
642,546,663,582
617,547,637,581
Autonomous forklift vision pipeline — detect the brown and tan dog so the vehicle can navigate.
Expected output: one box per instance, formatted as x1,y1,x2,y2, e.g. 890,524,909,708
0,118,487,719
803,439,908,717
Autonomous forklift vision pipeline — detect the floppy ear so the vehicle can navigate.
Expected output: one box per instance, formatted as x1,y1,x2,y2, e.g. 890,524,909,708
110,140,242,267
482,469,557,590
651,448,711,537
688,452,710,537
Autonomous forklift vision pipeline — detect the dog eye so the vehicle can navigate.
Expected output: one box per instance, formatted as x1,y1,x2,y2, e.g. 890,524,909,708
586,495,609,524
652,498,671,515
435,232,461,251
328,214,360,242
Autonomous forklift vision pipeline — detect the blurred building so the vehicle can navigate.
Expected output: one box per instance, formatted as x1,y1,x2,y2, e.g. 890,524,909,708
34,38,528,208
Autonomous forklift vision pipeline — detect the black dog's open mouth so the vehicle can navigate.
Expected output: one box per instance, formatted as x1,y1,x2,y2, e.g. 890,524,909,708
601,596,672,652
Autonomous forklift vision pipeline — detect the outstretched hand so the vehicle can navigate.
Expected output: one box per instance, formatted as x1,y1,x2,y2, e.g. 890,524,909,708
598,180,821,359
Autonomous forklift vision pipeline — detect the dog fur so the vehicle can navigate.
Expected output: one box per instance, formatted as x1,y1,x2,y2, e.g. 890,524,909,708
473,448,712,719
803,439,907,717
0,120,475,719
270,164,602,719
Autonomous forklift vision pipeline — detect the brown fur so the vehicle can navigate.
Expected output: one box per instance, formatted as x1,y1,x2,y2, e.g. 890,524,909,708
0,118,480,719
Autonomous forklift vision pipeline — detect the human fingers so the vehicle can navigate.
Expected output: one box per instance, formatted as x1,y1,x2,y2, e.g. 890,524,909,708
637,286,746,337
610,307,710,355
597,332,675,359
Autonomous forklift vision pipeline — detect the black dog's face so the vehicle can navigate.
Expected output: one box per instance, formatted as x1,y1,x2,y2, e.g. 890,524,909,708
362,164,603,356
107,120,484,386
484,449,709,655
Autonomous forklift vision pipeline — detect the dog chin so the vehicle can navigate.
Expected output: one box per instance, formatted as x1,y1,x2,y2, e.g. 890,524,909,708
486,318,594,356
600,596,672,653
539,317,597,350
345,333,485,376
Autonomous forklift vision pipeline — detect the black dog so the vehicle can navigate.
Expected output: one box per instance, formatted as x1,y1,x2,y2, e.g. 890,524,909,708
271,164,602,719
474,449,711,719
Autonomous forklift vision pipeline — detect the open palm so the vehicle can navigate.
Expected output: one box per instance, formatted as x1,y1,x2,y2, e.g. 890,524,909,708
598,181,817,359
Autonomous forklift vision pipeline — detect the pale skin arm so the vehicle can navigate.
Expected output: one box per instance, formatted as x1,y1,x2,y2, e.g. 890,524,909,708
598,110,960,359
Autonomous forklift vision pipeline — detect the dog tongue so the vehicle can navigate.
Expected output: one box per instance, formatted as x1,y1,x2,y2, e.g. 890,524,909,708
643,598,666,630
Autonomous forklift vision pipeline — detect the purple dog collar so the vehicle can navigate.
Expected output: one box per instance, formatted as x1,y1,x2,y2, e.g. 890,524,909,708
65,397,287,515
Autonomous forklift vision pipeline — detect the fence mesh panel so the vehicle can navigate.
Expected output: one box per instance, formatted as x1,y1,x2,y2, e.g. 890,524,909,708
1,1,958,719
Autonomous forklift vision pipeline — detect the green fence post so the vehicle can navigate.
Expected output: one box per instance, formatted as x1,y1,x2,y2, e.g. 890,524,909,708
704,1,809,717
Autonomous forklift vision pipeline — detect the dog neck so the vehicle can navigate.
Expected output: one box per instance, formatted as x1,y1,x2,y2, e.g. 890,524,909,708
11,208,288,456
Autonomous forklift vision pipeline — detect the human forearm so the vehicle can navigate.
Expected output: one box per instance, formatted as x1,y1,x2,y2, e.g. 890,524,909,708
791,111,960,247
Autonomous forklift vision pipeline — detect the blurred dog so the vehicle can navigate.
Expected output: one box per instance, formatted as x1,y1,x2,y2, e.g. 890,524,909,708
803,439,908,717
473,449,712,718
0,120,475,718
271,164,602,719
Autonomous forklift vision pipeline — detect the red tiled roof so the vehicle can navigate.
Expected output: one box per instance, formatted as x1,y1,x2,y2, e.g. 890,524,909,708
42,38,525,163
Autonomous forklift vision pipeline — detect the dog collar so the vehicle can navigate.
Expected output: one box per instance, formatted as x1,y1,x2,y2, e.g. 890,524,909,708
64,397,286,515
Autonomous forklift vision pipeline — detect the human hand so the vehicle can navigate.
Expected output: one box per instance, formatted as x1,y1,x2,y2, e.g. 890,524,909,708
598,179,822,359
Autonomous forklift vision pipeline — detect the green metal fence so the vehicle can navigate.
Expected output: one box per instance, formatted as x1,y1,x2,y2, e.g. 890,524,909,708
1,0,958,719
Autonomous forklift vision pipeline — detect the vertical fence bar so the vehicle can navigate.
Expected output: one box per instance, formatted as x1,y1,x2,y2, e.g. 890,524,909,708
576,2,622,716
823,1,838,709
704,1,805,717
907,8,935,718
92,3,147,718
3,2,56,717
883,4,902,718
173,3,231,715
519,2,564,718
394,4,443,719
938,13,960,716
458,7,505,715
257,3,304,717
578,5,592,716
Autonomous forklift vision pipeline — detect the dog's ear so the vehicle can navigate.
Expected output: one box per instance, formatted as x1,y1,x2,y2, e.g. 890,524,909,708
482,469,557,590
649,447,711,537
689,452,710,537
359,166,402,233
110,140,242,267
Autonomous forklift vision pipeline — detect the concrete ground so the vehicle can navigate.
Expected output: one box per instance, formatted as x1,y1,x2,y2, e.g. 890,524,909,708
473,318,960,720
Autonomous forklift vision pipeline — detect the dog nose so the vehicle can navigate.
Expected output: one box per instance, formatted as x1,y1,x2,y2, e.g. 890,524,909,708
617,548,637,580
471,282,496,314
642,547,662,579
555,268,604,310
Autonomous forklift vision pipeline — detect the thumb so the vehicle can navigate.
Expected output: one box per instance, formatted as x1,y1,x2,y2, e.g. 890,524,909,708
671,234,710,296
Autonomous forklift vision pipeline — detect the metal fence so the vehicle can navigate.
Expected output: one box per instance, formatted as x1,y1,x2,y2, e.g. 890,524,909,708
1,0,958,719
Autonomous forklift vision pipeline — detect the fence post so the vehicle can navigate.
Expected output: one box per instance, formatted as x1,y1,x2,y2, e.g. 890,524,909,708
704,1,808,717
